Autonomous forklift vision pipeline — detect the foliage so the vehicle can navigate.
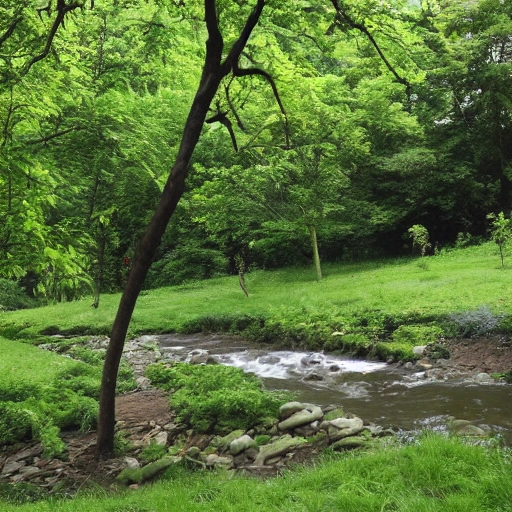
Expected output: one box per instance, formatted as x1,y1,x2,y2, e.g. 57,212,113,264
487,212,512,267
0,279,33,311
445,306,503,338
146,363,289,434
407,224,431,257
392,325,444,346
140,440,169,464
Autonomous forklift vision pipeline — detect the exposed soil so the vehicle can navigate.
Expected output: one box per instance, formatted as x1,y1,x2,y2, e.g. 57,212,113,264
445,335,512,375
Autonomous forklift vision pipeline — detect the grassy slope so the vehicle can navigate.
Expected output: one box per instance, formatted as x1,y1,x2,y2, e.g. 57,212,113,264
0,337,74,388
3,436,512,511
0,243,510,340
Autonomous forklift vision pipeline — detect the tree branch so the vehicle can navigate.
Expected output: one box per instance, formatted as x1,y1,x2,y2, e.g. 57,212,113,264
330,0,412,100
26,125,85,145
22,0,84,76
232,65,290,148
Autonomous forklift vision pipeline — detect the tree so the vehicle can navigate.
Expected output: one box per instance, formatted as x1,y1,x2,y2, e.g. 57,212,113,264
487,212,512,268
96,0,290,457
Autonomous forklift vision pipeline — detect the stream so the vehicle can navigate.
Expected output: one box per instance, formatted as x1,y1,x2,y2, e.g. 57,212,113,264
150,333,512,443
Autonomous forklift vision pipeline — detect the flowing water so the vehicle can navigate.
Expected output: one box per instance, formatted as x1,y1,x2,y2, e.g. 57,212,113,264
153,333,512,442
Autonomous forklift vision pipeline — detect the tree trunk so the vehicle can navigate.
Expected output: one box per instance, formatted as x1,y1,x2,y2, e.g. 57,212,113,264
96,0,266,458
309,224,322,281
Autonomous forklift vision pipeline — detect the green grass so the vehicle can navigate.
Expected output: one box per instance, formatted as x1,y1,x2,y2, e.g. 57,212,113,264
1,243,511,342
0,337,74,387
2,435,511,511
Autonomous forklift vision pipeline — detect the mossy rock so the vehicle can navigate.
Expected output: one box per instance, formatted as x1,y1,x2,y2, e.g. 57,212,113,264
330,436,367,451
116,457,182,486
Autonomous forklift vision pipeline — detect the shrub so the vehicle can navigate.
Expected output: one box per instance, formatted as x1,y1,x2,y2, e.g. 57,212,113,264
145,244,228,288
146,363,289,434
0,279,33,311
445,306,503,337
392,325,444,345
0,402,33,445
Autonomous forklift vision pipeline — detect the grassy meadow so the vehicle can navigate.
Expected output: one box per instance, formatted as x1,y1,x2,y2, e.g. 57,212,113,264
1,243,511,344
2,242,512,510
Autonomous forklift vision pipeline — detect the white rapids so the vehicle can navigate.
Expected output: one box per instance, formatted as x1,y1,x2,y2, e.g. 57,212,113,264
214,350,387,380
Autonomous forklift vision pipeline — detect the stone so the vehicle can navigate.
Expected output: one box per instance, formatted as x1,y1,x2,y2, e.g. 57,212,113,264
301,353,324,366
279,402,305,420
330,436,367,451
1,460,25,476
116,457,182,486
323,416,364,441
412,345,427,356
404,362,414,370
448,419,486,436
254,436,305,465
185,349,214,365
278,406,323,431
259,355,281,365
416,359,433,370
153,431,168,446
475,373,494,384
229,435,258,456
212,430,245,453
124,457,140,469
304,372,324,381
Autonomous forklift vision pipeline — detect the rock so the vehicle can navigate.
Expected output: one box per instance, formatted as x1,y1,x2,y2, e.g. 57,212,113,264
185,349,215,365
304,372,324,382
116,457,182,485
229,435,258,456
212,430,246,453
153,431,168,446
330,436,367,451
278,406,323,431
329,365,341,372
416,359,433,370
205,454,233,468
323,407,345,421
279,402,305,420
475,373,494,384
404,362,414,370
259,355,281,365
294,424,319,437
448,419,486,436
301,353,324,366
254,436,305,465
1,460,25,476
124,457,140,469
413,345,427,356
322,416,364,441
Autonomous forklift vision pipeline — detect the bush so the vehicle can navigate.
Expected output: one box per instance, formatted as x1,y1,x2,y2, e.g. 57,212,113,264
445,306,503,337
0,402,33,444
0,279,33,311
145,244,228,288
392,325,444,345
146,363,289,434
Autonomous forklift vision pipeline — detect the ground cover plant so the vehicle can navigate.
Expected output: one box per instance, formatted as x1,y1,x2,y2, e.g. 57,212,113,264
146,363,290,433
1,435,512,511
0,338,135,455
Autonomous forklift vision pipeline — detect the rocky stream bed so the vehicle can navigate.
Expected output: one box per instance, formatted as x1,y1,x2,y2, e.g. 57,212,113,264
1,333,511,496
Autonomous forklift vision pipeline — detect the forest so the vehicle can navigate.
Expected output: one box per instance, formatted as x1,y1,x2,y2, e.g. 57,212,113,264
1,0,511,306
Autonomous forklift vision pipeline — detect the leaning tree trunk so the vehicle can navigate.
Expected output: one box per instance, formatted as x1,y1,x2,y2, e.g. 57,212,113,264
308,224,322,281
96,0,266,458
